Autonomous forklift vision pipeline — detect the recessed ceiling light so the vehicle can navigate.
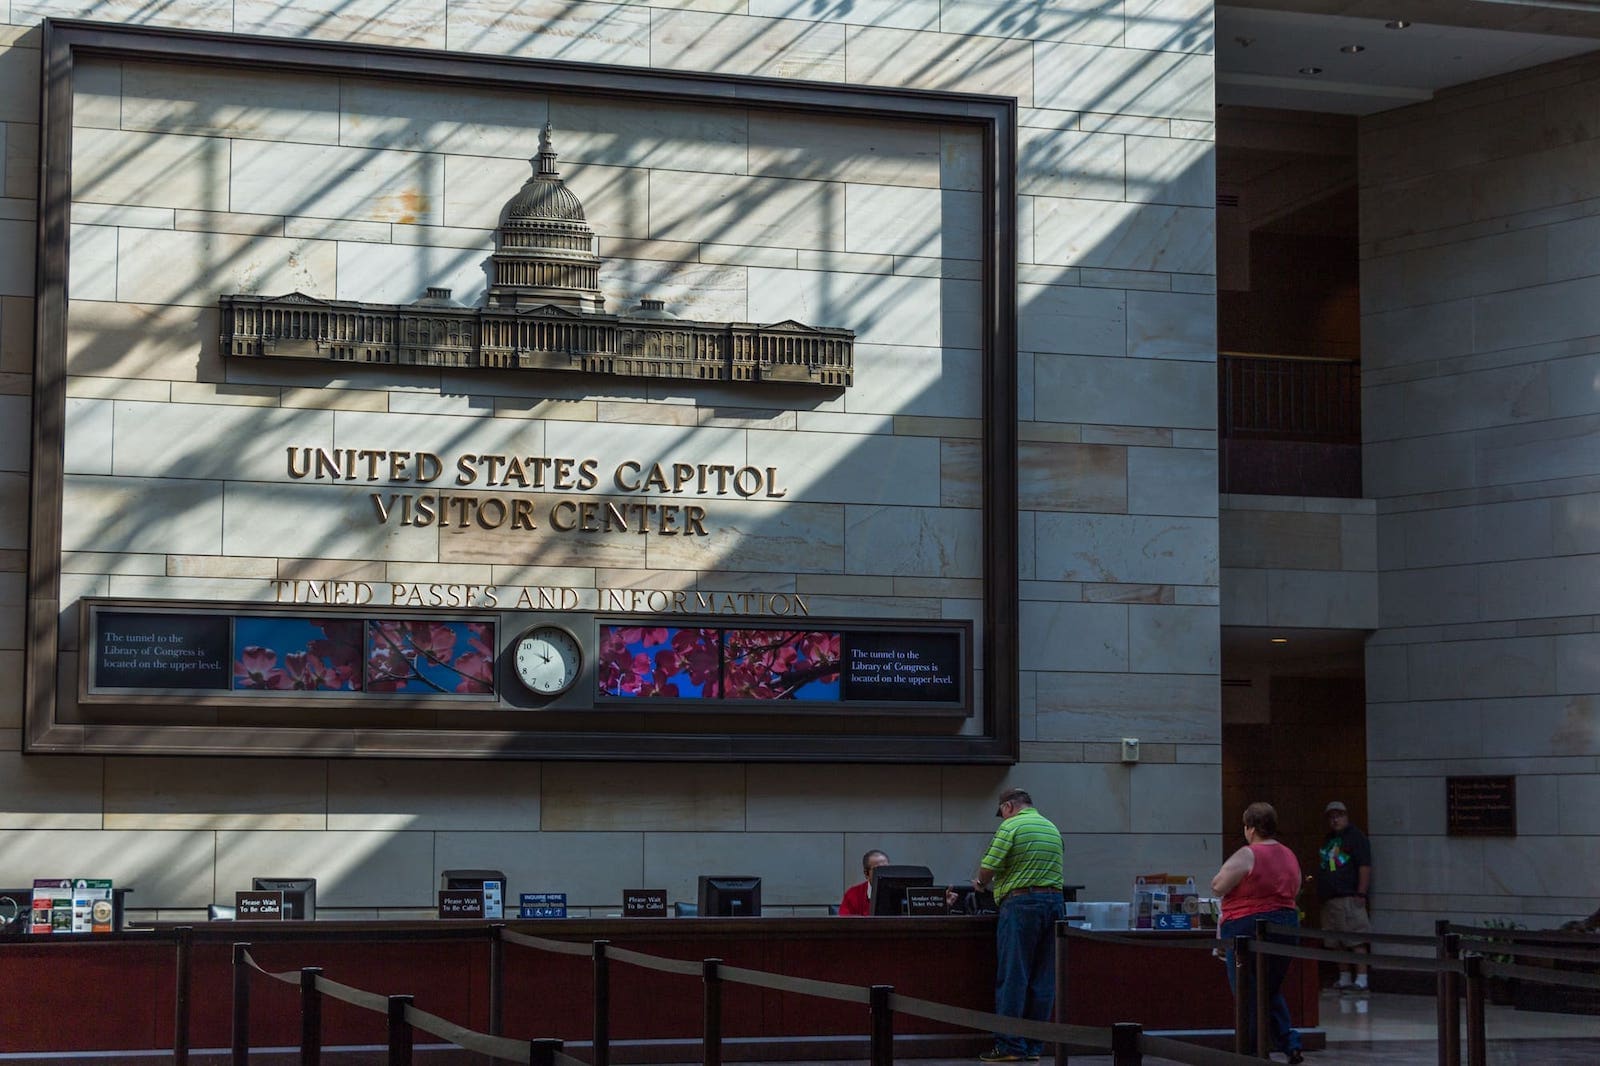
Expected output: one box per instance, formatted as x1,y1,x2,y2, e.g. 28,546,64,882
1270,637,1290,644
1341,44,1366,53
1299,67,1324,75
1385,19,1412,28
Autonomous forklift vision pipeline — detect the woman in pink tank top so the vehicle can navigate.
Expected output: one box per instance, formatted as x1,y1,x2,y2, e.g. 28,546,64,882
1211,802,1304,1063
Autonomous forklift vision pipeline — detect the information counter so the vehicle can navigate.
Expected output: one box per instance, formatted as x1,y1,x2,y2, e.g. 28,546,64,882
0,918,1316,1057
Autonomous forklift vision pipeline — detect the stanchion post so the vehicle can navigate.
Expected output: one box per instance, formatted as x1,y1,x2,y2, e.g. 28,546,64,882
300,966,324,1066
174,926,194,1066
1110,1022,1141,1066
1440,930,1462,1066
387,994,414,1066
1462,953,1486,1066
231,943,251,1066
1434,919,1451,1066
1253,919,1271,1060
593,939,612,1066
1054,922,1069,1066
869,984,894,1066
489,923,506,1037
1232,937,1251,1055
529,1038,563,1066
702,958,723,1066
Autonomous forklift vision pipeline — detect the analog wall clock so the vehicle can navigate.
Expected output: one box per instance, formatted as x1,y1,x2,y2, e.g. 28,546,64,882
513,626,582,696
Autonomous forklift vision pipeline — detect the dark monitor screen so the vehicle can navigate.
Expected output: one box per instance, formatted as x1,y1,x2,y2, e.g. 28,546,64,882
441,869,506,892
869,865,935,916
697,875,761,917
251,877,316,921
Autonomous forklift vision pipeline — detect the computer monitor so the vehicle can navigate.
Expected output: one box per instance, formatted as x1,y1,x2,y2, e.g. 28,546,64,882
869,865,935,916
251,878,316,921
696,876,761,917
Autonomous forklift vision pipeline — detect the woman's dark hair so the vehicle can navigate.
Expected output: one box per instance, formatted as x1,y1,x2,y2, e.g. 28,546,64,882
1242,802,1278,838
862,849,889,873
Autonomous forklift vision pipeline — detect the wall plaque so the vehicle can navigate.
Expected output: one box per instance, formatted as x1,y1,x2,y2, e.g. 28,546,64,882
1447,775,1516,836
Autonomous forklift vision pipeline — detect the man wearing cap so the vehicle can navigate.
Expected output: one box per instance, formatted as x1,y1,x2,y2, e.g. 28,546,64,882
971,787,1064,1062
1316,800,1372,990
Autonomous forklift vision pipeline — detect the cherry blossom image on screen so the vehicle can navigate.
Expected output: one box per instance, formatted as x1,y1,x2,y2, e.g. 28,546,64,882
365,620,496,695
598,626,721,698
233,617,364,691
723,630,841,700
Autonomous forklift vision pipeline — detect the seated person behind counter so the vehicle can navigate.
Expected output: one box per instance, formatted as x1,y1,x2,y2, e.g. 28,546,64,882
840,849,891,916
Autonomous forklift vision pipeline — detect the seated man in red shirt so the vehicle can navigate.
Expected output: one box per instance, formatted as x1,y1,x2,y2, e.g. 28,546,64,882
839,850,891,916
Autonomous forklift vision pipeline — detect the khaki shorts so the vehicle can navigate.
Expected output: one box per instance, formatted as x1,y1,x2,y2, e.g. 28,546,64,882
1322,895,1371,948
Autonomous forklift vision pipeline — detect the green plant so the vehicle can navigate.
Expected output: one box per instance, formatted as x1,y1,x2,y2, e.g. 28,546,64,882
1479,917,1524,965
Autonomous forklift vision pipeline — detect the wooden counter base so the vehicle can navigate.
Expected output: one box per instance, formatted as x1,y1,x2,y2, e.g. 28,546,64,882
0,918,1316,1056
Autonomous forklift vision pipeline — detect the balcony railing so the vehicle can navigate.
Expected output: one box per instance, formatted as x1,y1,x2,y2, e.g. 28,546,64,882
1218,352,1361,498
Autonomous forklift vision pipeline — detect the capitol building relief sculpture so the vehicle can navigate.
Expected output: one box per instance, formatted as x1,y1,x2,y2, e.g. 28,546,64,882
220,126,855,387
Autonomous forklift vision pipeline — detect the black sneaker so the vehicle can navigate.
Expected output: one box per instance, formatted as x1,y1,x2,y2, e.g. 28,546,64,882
978,1048,1027,1062
1285,1051,1305,1064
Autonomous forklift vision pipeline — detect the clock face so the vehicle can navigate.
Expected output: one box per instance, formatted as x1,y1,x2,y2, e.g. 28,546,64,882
514,627,583,696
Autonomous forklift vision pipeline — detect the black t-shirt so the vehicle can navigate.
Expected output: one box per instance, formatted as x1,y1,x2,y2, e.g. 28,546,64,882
1315,824,1372,899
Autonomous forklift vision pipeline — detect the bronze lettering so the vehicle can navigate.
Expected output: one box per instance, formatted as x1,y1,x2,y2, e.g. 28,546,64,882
511,497,537,530
286,447,313,479
550,499,578,531
732,466,763,497
455,453,478,485
578,458,599,490
671,463,695,492
478,497,507,529
371,494,397,523
579,499,600,531
764,467,787,499
685,505,708,536
314,448,341,480
553,457,577,489
502,455,531,488
415,452,444,483
614,460,641,492
604,502,630,533
642,463,669,492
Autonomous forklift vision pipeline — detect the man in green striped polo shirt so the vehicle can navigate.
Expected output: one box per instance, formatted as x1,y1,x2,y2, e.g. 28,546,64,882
971,787,1064,1063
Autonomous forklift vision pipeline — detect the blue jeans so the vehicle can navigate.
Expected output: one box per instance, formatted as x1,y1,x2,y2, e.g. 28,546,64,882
1221,908,1301,1055
993,892,1065,1055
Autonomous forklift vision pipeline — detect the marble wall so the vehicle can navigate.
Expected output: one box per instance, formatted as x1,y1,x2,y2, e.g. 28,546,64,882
0,0,1219,917
1360,53,1600,932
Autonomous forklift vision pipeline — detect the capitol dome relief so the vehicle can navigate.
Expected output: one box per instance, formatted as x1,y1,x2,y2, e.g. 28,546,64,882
218,126,854,388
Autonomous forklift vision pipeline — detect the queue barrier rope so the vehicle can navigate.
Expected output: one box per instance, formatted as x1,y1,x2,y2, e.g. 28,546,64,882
1451,941,1600,965
1481,959,1600,992
1261,922,1441,949
1447,923,1600,945
1248,940,1464,974
884,992,1112,1050
501,928,594,957
1138,1034,1265,1066
238,949,299,986
310,973,390,1015
226,917,1600,1066
717,962,871,1005
402,1002,566,1064
603,943,705,977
